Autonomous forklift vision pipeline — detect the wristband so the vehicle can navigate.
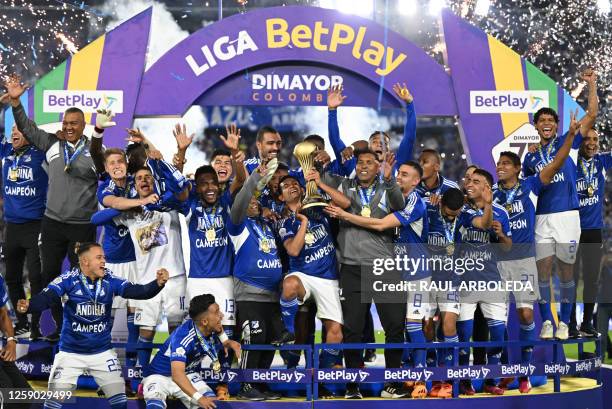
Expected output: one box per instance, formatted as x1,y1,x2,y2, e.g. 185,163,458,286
191,391,203,402
218,331,229,343
92,128,104,138
6,337,16,343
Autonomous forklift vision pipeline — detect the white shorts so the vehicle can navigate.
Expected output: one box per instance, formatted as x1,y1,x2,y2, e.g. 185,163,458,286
143,373,214,409
134,275,187,328
458,301,508,322
49,350,123,388
498,257,540,309
535,210,580,264
186,277,235,326
406,277,431,320
426,288,460,318
106,261,138,309
286,272,343,325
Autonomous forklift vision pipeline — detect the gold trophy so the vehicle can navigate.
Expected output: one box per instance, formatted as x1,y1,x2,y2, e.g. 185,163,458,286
293,141,328,210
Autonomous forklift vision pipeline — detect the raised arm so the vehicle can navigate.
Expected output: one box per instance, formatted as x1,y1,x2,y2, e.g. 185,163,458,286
221,124,247,195
471,187,493,230
230,168,262,225
327,85,348,160
392,83,416,171
229,151,247,195
579,69,598,136
381,153,405,211
172,123,193,174
11,104,57,152
540,109,580,184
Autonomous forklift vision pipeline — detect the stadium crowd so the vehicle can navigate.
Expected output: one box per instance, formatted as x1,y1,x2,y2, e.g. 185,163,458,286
0,69,608,409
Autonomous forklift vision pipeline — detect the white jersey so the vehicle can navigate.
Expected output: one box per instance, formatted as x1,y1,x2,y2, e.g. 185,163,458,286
115,209,186,282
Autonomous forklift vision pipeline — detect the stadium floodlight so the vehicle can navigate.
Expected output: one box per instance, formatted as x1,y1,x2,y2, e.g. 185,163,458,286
320,0,374,17
398,0,418,16
428,0,446,16
596,0,611,14
475,0,490,16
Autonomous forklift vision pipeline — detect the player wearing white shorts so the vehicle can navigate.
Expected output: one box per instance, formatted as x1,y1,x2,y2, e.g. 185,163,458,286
327,160,430,399
96,148,157,383
494,118,579,392
455,169,511,396
522,83,597,340
142,294,241,409
94,161,190,373
274,171,348,398
184,165,241,399
421,188,464,398
16,242,168,409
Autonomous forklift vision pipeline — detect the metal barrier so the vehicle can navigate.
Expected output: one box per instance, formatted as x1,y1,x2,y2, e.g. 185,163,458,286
13,337,603,400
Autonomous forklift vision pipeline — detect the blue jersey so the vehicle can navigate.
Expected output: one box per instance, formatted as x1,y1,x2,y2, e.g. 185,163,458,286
47,268,135,354
146,319,222,377
187,192,233,279
228,217,283,292
415,174,460,199
393,192,429,280
0,275,9,307
327,102,417,176
278,214,337,280
493,175,543,259
1,142,47,223
576,153,611,229
457,204,511,282
426,201,462,284
522,131,582,215
97,177,137,264
244,157,305,185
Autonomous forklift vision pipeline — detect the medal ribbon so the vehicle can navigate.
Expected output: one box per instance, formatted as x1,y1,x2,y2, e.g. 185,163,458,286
10,146,30,175
79,272,102,306
63,137,87,170
200,202,217,231
440,210,457,246
358,181,377,209
251,218,272,247
500,181,520,211
537,137,557,165
579,158,596,190
193,323,219,362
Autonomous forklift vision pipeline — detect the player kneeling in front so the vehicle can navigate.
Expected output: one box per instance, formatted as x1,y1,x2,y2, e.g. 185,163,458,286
17,242,169,409
142,294,241,409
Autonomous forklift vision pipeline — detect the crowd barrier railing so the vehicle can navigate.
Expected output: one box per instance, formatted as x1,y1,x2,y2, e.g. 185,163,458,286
13,337,603,400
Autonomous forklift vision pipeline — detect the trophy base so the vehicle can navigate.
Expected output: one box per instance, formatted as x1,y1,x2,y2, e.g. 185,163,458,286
302,200,329,210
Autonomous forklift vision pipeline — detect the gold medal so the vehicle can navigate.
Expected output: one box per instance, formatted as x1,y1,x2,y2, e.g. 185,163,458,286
361,206,371,217
304,232,315,245
261,239,271,253
8,168,18,181
64,165,70,173
446,244,455,256
205,229,216,242
505,204,513,213
212,360,221,373
587,185,595,197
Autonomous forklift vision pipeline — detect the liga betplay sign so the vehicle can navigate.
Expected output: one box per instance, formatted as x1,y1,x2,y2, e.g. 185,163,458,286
3,5,586,175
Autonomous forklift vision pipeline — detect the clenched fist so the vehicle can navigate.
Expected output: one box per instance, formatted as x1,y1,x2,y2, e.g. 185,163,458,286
17,299,29,314
156,269,169,287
